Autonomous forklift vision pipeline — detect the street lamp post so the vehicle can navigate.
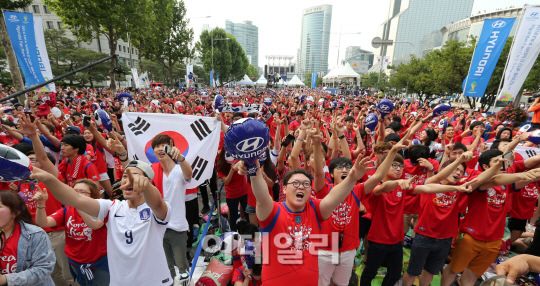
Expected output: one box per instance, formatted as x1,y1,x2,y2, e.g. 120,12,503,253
320,30,361,66
211,37,230,85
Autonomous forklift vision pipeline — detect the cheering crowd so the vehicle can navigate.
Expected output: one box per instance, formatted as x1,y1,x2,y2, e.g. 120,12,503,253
0,85,540,286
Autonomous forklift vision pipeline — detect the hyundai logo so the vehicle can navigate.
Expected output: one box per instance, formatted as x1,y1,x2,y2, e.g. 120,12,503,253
379,104,390,111
531,12,539,17
492,20,507,28
236,137,265,153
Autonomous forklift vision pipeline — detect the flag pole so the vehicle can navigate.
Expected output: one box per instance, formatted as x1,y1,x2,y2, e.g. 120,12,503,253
490,6,527,112
462,30,479,108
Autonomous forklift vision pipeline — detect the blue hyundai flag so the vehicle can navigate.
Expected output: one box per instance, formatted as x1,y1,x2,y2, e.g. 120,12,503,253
209,70,214,86
463,18,515,97
311,73,318,88
4,11,46,88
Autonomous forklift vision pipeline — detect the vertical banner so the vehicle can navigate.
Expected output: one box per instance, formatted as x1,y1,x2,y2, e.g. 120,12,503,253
33,17,55,92
383,56,390,70
4,11,46,88
137,72,149,88
186,64,193,74
311,73,318,88
210,70,214,86
499,7,540,101
376,56,382,66
464,18,515,98
216,72,220,86
131,68,140,88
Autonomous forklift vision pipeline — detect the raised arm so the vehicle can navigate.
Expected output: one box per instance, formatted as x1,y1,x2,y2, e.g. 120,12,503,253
36,118,61,149
122,168,169,220
19,116,58,177
312,128,326,193
319,157,371,220
30,167,101,217
479,168,540,190
425,151,473,184
239,161,273,221
289,119,310,170
32,186,58,228
88,121,115,154
413,181,473,194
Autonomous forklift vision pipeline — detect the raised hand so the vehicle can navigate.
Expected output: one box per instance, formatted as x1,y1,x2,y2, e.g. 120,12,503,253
107,132,126,154
398,176,416,190
349,157,372,181
120,168,151,196
32,185,49,204
19,115,38,136
417,158,434,170
300,119,311,130
458,179,477,193
458,151,474,163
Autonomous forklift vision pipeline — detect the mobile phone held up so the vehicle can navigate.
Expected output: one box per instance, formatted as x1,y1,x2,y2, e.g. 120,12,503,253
501,151,513,171
82,115,92,128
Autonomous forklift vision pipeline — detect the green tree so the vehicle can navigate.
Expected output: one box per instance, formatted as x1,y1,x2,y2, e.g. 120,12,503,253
196,28,250,80
145,0,193,87
128,0,158,73
246,65,259,79
44,0,148,90
44,29,76,76
0,0,33,97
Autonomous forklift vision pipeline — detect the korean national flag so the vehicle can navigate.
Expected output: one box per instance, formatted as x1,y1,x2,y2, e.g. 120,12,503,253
122,113,220,188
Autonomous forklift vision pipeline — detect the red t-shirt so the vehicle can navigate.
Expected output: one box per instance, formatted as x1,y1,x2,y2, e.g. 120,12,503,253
401,159,439,214
343,128,356,147
58,156,100,186
415,181,469,239
457,168,482,213
316,183,365,251
461,183,513,241
288,120,301,131
231,267,263,286
20,182,64,233
88,142,107,174
50,206,108,263
258,200,323,285
246,180,272,208
461,135,484,170
367,184,417,244
218,169,247,199
509,160,539,220
0,223,21,274
0,135,19,147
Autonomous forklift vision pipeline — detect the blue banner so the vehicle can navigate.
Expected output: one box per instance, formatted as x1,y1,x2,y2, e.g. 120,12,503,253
311,73,318,88
4,11,46,88
209,70,214,86
463,18,515,97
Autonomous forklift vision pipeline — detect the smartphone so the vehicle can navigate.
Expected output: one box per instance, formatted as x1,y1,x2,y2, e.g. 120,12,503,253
164,145,172,156
281,134,294,147
502,151,513,171
82,115,92,128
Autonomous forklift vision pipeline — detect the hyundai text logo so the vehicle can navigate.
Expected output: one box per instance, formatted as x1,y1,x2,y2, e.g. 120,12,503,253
236,137,265,153
7,15,19,22
531,12,539,17
491,20,506,28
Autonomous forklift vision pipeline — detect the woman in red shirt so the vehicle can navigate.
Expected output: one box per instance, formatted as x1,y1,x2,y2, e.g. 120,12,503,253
217,150,248,232
33,179,109,286
84,122,114,197
0,191,55,286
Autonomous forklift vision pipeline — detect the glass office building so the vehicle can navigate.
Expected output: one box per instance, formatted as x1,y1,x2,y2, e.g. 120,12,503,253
374,0,473,68
298,4,332,75
225,20,259,68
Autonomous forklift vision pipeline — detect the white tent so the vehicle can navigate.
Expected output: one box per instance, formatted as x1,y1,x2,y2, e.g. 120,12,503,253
255,74,267,86
335,63,361,80
236,74,255,85
288,75,305,86
278,78,287,86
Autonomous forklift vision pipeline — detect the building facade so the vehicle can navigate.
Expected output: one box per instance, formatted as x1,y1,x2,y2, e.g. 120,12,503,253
298,4,332,75
371,0,473,71
440,6,527,46
344,46,374,73
225,20,259,68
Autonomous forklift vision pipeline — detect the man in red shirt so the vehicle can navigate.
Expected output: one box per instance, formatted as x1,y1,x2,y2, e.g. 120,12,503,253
235,146,372,286
343,116,356,147
58,135,100,186
441,150,540,286
288,110,304,131
461,121,485,169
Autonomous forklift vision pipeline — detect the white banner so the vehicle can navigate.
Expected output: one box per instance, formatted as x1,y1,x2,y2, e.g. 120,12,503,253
498,7,540,101
122,113,220,188
137,72,150,88
383,56,390,71
131,68,141,88
186,64,193,75
33,17,55,93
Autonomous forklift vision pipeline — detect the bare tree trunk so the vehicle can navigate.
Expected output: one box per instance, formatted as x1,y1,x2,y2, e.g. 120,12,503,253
138,42,144,72
168,63,174,87
0,11,25,103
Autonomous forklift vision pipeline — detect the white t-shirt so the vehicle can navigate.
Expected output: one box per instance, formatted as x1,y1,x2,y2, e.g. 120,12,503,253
93,199,172,286
162,165,190,232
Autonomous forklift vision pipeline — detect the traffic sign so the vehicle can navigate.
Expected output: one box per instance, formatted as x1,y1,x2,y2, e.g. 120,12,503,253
372,37,394,49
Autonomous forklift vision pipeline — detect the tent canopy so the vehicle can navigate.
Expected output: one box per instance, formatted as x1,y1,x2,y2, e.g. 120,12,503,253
288,75,305,86
323,63,360,81
236,74,254,85
255,74,267,86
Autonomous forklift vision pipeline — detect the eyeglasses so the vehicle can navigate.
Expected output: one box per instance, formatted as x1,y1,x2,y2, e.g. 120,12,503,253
391,163,405,170
29,157,38,163
75,190,91,195
286,181,311,189
336,164,353,171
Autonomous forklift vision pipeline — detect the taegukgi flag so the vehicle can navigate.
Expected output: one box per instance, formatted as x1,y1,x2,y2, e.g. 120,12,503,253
498,7,540,101
464,18,515,98
122,113,220,188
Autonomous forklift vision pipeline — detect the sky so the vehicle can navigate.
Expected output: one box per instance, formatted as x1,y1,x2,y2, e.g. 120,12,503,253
184,0,535,70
